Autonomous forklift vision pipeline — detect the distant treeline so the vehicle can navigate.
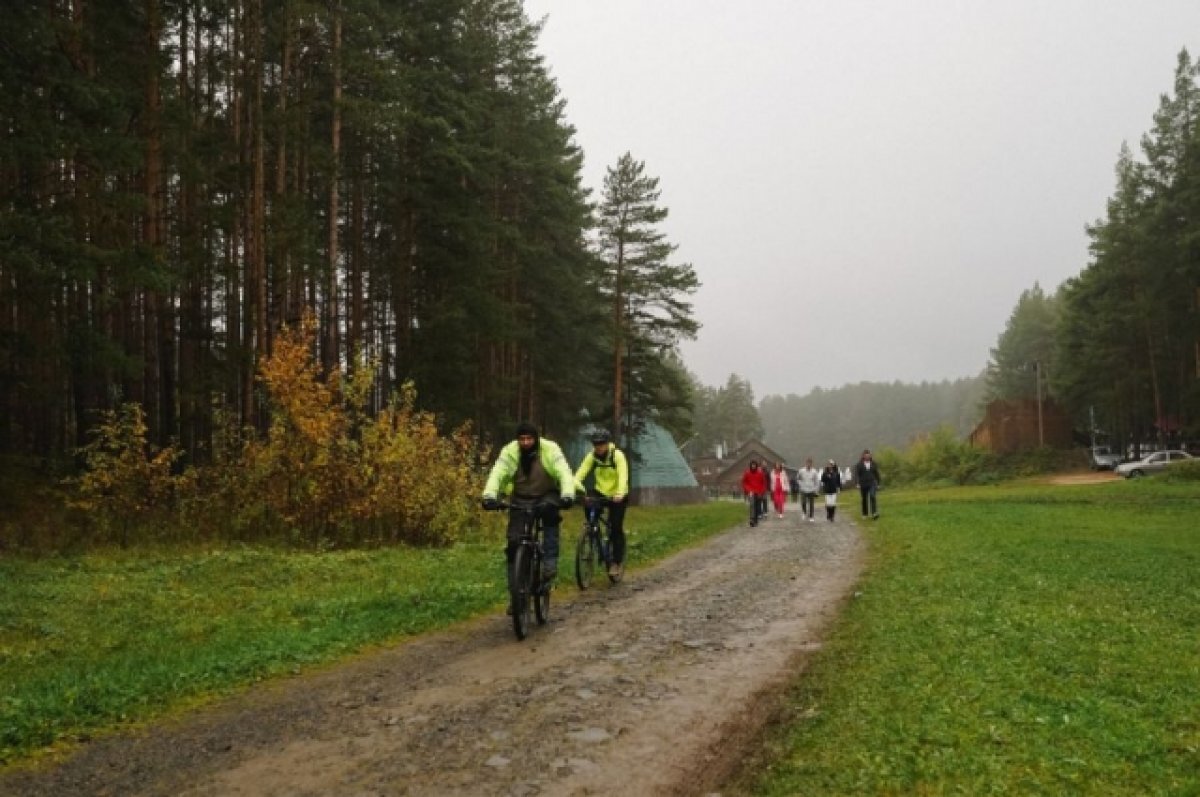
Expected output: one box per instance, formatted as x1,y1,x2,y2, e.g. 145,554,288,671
759,377,987,466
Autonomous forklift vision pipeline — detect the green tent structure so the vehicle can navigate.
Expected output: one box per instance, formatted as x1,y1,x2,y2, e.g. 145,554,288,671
567,421,706,506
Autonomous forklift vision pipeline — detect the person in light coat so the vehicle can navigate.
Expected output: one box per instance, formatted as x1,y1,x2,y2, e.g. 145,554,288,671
796,457,821,523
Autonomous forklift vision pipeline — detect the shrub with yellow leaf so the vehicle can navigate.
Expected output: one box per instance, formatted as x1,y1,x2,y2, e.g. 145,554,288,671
71,315,489,550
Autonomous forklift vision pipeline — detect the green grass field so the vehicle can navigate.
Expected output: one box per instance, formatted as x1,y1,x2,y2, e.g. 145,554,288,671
0,501,744,766
7,480,1199,794
741,478,1200,796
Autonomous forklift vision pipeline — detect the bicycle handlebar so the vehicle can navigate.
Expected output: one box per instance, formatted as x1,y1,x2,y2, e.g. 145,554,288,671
483,497,570,512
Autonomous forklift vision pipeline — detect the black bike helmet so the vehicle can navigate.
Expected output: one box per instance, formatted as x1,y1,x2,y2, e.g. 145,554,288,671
590,428,612,444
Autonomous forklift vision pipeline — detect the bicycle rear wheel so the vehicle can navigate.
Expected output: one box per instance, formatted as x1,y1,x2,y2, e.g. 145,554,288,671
575,527,597,590
510,545,533,640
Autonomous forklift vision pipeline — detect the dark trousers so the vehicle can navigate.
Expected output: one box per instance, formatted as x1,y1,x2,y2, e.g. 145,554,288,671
608,500,627,564
586,500,627,564
505,506,560,587
860,484,878,516
801,492,816,517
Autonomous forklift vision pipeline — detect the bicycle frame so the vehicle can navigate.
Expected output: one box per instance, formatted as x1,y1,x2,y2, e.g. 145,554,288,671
576,496,620,588
493,498,556,640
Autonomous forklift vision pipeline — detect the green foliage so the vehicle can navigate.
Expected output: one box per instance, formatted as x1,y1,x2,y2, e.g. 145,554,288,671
985,283,1059,403
595,152,701,442
0,0,617,466
1158,458,1200,482
690,373,764,456
64,318,487,550
743,480,1200,795
70,405,182,545
876,428,1082,487
0,502,742,765
1054,50,1200,447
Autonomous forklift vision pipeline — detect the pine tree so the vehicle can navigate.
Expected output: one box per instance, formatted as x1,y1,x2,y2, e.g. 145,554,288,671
984,284,1059,402
595,153,699,444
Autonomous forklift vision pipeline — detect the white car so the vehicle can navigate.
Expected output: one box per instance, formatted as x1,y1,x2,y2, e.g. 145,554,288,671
1115,450,1193,478
1089,445,1120,470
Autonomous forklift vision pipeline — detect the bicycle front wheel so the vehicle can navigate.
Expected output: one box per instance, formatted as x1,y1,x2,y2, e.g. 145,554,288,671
510,545,533,640
575,527,597,590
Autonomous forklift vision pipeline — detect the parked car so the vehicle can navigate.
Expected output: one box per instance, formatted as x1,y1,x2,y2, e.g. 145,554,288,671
1115,450,1193,478
1089,445,1121,470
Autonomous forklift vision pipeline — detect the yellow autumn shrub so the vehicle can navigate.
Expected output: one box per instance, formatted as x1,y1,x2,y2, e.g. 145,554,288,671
72,403,181,545
71,315,489,549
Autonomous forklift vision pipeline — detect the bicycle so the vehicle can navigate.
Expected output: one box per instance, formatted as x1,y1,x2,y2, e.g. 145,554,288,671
575,496,622,589
486,497,561,640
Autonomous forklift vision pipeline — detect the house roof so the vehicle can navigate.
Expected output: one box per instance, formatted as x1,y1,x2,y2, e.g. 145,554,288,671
692,440,795,484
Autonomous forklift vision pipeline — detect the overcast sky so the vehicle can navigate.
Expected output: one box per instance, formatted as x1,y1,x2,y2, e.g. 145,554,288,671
520,0,1200,400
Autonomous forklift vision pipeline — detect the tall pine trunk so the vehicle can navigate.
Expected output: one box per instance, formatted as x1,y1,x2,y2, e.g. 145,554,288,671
324,4,343,376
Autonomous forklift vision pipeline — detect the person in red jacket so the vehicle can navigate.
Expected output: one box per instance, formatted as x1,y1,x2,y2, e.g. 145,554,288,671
741,459,768,527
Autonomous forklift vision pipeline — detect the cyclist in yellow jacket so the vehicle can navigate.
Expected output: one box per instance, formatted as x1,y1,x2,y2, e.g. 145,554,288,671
482,422,576,584
574,429,629,578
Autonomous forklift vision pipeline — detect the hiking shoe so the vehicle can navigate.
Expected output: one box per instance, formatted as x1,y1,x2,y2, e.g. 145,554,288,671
541,558,558,582
608,562,622,578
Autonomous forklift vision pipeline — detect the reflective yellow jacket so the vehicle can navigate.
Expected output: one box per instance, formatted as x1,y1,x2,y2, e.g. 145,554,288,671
574,446,629,498
482,439,575,500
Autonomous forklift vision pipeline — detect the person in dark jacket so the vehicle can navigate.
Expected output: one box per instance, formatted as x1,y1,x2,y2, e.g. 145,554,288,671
820,459,842,522
854,448,882,519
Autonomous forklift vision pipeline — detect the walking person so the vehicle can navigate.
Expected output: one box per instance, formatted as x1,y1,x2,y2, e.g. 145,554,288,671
770,462,789,518
741,460,767,527
820,459,842,522
796,457,821,523
855,448,882,519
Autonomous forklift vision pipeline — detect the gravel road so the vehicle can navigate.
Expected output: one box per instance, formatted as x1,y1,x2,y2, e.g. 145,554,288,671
2,504,865,797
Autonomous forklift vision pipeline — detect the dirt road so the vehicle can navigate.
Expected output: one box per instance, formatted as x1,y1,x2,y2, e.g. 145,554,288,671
3,506,865,797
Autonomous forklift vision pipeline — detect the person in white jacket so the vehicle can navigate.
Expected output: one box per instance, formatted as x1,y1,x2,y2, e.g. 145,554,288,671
795,457,821,523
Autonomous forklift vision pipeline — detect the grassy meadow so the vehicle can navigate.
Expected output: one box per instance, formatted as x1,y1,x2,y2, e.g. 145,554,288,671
0,501,745,766
740,477,1200,796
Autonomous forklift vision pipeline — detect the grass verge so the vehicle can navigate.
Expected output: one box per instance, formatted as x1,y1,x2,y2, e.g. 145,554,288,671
0,500,745,766
739,478,1200,795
